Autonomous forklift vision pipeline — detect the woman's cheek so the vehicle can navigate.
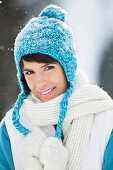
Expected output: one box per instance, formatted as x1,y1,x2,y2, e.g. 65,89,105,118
26,77,34,89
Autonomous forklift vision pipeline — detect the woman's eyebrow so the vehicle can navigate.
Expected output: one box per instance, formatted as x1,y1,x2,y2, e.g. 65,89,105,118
41,62,57,68
22,68,33,72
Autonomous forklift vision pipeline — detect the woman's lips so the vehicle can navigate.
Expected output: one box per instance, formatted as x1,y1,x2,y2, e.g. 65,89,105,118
40,87,55,97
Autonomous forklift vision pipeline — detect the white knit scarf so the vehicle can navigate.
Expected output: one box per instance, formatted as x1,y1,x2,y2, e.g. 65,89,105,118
17,68,113,170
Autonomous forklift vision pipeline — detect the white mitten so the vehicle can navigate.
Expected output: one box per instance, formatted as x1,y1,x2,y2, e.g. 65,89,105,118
19,127,46,170
40,137,68,170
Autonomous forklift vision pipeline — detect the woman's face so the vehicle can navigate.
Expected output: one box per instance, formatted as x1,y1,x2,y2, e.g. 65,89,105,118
22,60,68,102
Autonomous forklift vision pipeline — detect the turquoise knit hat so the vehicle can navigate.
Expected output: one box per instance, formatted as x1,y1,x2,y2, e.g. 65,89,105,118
13,4,77,139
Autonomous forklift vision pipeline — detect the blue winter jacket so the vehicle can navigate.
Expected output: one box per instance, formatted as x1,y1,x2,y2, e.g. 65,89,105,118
0,121,113,170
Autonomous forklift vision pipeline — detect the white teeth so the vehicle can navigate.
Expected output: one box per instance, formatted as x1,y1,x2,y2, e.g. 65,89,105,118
41,88,53,95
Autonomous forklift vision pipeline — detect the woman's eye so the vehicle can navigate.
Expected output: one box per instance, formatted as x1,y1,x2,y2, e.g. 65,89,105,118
44,66,55,71
25,71,33,75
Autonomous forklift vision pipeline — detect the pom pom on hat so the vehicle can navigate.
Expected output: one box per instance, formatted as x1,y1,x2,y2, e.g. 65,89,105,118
39,4,66,22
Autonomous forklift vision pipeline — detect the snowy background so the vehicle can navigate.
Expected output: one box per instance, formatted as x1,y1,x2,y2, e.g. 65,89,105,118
0,0,113,120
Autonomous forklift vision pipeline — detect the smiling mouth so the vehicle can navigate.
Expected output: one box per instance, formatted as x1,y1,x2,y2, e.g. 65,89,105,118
40,87,55,96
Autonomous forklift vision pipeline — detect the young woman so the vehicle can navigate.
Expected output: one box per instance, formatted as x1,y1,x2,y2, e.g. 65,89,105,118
0,5,113,170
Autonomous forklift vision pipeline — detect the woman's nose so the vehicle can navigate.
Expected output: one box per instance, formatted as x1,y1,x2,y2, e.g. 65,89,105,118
35,74,48,91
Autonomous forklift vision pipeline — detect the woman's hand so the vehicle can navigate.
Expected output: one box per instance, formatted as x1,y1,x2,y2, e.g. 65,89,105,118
40,137,68,170
19,127,46,170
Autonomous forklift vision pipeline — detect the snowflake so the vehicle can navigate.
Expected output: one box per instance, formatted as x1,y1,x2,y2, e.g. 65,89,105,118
0,45,4,50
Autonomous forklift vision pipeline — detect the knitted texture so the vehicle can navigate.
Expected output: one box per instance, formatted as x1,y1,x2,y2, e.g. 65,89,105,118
12,92,30,136
13,4,77,139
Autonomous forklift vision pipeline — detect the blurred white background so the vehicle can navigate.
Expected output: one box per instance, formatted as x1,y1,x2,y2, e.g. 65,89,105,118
65,0,113,84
